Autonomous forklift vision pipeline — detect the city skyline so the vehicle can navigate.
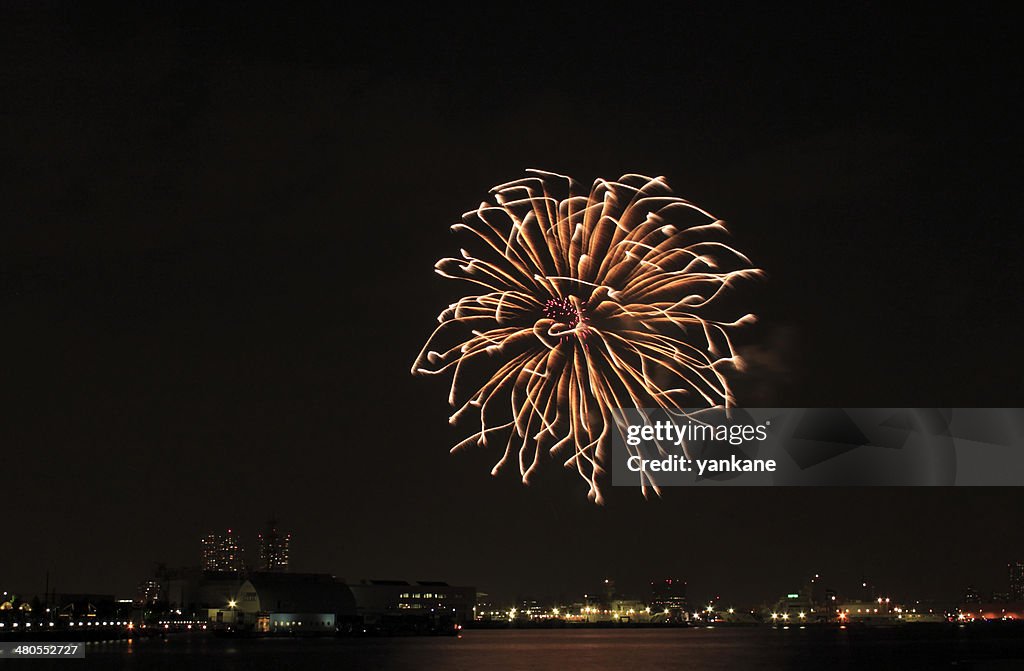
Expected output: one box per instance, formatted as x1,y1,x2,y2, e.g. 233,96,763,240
197,520,292,574
10,559,1024,621
8,519,1024,612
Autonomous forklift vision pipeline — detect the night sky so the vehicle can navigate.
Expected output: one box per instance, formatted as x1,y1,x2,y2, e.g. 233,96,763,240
2,4,1021,606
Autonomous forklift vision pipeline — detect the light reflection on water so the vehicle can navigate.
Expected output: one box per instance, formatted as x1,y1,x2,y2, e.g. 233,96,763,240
73,627,1024,670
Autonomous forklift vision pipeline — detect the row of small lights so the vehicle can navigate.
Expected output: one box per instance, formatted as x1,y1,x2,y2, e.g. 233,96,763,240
771,597,939,621
0,621,207,630
0,621,128,628
506,603,739,620
770,613,806,621
464,594,1008,625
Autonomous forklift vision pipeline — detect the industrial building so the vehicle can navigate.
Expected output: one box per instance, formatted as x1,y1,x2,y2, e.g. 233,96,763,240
207,575,474,635
347,579,475,630
216,573,356,634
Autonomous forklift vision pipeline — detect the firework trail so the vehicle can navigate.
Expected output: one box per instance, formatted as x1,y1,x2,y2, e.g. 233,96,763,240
412,170,762,502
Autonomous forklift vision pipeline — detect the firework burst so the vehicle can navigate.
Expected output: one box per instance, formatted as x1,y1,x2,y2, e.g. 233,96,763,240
412,170,762,502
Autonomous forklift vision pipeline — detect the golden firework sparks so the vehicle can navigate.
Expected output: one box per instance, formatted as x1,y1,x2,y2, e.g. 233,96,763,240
412,170,763,502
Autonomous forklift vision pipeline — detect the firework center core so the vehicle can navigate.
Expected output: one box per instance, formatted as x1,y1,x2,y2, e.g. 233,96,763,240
543,296,589,340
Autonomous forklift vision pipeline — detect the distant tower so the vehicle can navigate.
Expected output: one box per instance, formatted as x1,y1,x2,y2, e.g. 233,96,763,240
1009,562,1024,601
257,518,291,572
963,585,981,604
201,529,245,572
601,578,615,605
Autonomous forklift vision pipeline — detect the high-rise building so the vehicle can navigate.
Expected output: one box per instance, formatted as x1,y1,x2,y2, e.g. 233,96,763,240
201,529,245,573
257,519,291,572
135,579,162,607
1009,562,1024,601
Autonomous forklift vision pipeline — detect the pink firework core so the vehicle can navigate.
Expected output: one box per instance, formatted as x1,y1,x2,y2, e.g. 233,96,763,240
542,296,589,341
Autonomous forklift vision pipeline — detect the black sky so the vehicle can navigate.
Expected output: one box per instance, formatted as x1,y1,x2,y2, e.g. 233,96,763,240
1,4,1022,606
